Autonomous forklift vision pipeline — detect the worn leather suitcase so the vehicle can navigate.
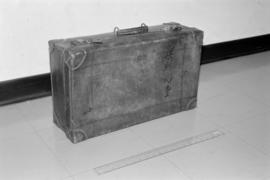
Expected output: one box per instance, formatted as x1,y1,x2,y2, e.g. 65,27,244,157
49,22,203,143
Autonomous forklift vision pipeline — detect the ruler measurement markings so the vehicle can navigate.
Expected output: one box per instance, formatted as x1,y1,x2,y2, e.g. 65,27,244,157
94,130,224,175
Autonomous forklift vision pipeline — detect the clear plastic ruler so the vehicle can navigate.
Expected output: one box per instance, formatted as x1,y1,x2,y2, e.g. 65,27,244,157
94,130,225,175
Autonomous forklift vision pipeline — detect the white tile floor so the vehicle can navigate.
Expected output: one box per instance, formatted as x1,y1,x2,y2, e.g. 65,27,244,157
0,51,270,180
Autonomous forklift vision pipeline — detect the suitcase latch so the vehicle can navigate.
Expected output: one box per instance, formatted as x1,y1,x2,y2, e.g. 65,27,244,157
162,22,182,32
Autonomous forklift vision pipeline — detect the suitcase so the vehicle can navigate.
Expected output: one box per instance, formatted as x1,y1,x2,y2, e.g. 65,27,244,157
49,22,203,143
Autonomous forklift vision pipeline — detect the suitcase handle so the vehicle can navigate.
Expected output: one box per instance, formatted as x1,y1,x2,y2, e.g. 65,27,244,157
114,23,148,37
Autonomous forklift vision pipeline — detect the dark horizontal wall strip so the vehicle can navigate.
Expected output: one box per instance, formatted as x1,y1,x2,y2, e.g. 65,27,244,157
201,34,270,64
0,34,270,106
0,73,51,106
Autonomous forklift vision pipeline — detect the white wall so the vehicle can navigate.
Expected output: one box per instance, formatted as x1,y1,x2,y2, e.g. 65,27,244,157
0,0,269,81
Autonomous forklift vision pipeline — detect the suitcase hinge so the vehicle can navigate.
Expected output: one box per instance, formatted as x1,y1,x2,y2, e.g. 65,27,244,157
64,49,88,71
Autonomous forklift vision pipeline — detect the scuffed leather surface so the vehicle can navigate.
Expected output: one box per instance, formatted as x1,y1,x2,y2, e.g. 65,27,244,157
49,23,203,143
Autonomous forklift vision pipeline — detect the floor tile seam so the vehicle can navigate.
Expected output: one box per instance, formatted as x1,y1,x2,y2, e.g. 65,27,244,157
128,128,194,180
0,130,37,143
241,92,270,109
206,109,270,130
197,92,227,104
163,132,269,180
198,79,255,103
162,154,194,180
229,112,270,128
218,125,269,157
200,114,270,159
197,92,228,106
54,128,159,178
168,117,222,136
33,129,73,178
23,115,58,134
15,109,52,133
